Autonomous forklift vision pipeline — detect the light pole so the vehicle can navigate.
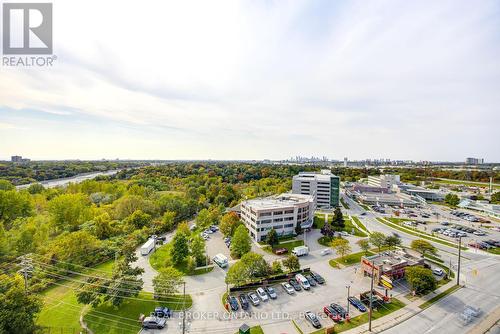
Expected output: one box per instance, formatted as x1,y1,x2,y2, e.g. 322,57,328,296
346,284,351,314
457,236,462,286
368,256,377,332
182,281,186,334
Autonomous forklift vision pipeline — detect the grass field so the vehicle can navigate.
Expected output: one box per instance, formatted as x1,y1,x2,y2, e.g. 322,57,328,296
432,179,500,189
84,291,192,334
149,242,213,275
351,216,369,234
314,215,367,237
311,298,406,333
37,260,115,331
340,197,350,209
329,250,374,267
263,239,304,254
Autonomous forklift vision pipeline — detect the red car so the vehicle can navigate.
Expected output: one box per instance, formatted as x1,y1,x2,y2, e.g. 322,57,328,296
323,306,341,322
274,248,288,255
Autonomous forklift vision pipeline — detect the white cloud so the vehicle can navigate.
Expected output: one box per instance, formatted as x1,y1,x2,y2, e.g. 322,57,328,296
1,0,499,161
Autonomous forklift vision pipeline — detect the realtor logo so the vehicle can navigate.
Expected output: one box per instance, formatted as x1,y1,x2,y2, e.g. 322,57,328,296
2,3,52,54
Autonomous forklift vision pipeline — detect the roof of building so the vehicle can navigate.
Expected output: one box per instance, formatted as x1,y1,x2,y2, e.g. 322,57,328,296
242,193,313,210
364,250,423,271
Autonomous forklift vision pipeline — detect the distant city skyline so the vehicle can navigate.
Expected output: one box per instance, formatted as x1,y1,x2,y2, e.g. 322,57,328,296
1,0,499,161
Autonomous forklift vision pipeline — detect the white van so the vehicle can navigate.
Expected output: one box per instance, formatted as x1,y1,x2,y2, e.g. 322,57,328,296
295,274,311,290
213,253,228,268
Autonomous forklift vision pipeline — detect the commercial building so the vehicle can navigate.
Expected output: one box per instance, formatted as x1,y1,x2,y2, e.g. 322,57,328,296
465,157,484,165
360,250,424,283
458,199,500,219
11,155,30,163
292,170,340,208
240,193,314,242
367,175,401,189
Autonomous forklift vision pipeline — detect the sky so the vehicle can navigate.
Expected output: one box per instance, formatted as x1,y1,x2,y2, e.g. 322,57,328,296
1,0,499,162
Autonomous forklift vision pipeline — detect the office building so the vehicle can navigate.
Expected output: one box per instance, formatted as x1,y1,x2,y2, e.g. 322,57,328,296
292,170,340,208
240,193,314,242
367,174,401,189
11,155,30,163
465,157,484,165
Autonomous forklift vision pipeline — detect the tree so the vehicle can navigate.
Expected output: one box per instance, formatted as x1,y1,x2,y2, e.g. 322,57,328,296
369,232,387,253
331,238,351,261
230,225,251,258
411,239,437,257
27,183,45,194
186,256,196,274
125,209,151,230
0,190,33,228
160,211,176,232
48,193,90,232
282,255,300,272
190,234,206,266
266,229,279,248
320,221,335,238
384,235,402,250
0,274,42,334
0,180,14,191
271,260,283,274
444,193,460,207
491,192,500,204
357,239,371,254
93,212,114,239
331,207,345,229
171,232,189,265
49,230,102,268
225,252,270,285
406,266,437,294
220,212,241,237
153,267,184,298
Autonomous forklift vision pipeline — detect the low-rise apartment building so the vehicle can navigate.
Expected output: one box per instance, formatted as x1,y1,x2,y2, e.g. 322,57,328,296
240,193,314,242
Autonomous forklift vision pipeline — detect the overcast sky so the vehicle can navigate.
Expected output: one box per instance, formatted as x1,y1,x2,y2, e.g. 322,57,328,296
1,0,499,162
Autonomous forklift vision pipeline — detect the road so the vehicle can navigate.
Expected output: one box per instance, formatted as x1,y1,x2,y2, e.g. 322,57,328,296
15,169,121,189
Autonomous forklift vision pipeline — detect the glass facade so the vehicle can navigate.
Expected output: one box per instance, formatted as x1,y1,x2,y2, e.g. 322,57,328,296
330,175,340,207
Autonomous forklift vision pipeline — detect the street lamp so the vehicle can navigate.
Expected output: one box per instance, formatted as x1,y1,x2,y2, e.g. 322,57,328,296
457,235,463,286
346,284,351,314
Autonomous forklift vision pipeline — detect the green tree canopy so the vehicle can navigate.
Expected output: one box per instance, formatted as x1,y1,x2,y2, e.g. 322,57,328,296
266,228,279,247
282,254,300,272
369,232,387,253
331,237,351,261
230,225,251,258
406,266,437,294
357,239,371,254
171,232,189,265
153,267,184,297
411,239,437,257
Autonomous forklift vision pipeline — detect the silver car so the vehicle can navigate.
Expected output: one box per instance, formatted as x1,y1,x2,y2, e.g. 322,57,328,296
256,287,269,301
281,282,295,295
247,292,260,306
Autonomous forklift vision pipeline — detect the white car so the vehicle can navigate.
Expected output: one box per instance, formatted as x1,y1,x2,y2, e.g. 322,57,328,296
433,268,444,276
256,287,269,301
281,282,295,295
320,248,332,256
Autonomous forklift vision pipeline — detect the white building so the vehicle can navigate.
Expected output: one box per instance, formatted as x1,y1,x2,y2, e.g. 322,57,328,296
240,193,314,242
292,170,340,208
368,175,401,189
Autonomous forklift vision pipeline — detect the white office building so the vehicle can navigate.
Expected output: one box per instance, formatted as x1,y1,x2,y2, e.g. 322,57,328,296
368,175,401,189
292,170,340,208
240,193,314,242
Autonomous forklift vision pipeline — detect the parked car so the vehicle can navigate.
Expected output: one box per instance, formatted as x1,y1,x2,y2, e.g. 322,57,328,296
305,275,317,286
153,306,171,318
274,248,288,255
264,286,277,299
433,268,444,276
247,292,260,306
330,303,349,319
227,295,239,311
295,274,311,290
320,248,332,256
142,316,167,329
323,305,341,322
310,271,325,284
348,297,367,312
281,282,295,295
256,287,269,301
305,311,322,329
238,294,249,310
288,278,301,291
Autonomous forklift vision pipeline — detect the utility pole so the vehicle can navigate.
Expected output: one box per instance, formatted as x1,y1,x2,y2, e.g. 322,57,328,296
368,255,377,332
182,281,186,334
457,236,462,286
346,284,351,314
18,254,33,295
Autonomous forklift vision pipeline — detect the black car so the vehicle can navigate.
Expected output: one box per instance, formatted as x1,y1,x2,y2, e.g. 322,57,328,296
289,278,301,291
310,271,325,284
238,293,249,310
330,303,348,319
305,311,322,329
227,295,239,311
305,275,317,286
348,297,367,312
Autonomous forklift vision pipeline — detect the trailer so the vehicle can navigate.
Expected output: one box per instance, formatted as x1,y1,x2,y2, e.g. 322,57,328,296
140,238,155,256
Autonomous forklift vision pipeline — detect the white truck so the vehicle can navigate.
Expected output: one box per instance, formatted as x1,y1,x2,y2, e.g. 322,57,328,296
213,253,228,268
140,238,155,256
292,245,309,257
